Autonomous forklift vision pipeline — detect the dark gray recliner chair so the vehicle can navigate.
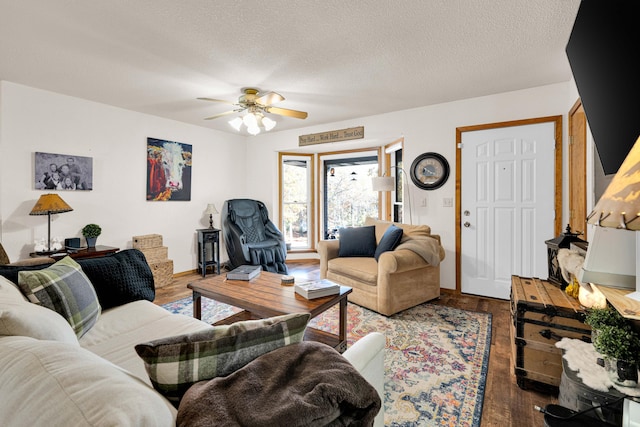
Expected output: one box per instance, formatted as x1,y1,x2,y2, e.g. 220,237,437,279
222,199,288,274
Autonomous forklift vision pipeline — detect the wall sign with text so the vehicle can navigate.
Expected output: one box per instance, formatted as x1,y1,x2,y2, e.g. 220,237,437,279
298,126,364,146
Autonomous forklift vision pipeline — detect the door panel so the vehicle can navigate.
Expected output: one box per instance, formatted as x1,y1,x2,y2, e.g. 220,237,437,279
461,123,555,299
569,100,587,238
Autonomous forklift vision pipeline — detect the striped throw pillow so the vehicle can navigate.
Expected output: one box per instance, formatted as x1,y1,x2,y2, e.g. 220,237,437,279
135,312,311,405
17,256,101,338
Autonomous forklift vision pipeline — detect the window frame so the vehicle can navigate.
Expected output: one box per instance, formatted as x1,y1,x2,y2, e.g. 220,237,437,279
278,152,315,252
381,139,404,222
316,148,382,242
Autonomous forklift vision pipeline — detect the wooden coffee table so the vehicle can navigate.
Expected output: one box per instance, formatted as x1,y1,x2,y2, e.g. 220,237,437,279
187,271,352,353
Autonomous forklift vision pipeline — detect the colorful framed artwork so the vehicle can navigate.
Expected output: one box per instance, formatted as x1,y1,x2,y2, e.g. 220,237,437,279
34,152,93,191
146,137,192,201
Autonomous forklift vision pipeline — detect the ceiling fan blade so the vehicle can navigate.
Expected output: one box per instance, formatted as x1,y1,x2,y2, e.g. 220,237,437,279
265,106,308,119
204,110,240,120
255,91,285,107
197,97,237,105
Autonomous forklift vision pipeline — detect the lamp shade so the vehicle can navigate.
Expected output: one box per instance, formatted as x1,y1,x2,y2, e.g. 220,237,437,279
29,194,73,216
588,135,640,230
371,176,394,192
205,203,218,215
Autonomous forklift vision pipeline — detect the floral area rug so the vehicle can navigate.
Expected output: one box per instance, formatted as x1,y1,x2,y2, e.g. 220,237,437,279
162,297,492,427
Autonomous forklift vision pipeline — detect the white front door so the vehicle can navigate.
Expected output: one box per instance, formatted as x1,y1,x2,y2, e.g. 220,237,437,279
460,122,555,299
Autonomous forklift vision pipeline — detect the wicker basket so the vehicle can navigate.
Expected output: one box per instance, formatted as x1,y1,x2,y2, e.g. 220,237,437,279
140,246,169,263
132,234,163,250
150,259,173,288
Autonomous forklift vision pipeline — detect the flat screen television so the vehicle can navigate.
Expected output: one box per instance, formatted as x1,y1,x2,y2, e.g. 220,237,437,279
565,0,640,175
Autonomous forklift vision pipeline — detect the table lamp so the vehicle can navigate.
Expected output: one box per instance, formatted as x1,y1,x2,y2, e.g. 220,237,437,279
205,203,218,228
581,135,640,301
29,194,73,253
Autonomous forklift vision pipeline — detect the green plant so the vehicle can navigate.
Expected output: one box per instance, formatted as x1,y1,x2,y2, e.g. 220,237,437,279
594,325,640,362
81,223,102,238
584,306,627,330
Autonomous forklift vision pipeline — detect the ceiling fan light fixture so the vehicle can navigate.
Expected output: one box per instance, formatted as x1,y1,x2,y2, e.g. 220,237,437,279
262,115,276,131
243,112,258,128
229,117,243,131
200,87,306,134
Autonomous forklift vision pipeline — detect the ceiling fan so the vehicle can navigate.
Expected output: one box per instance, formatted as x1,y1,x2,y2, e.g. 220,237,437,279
198,88,307,134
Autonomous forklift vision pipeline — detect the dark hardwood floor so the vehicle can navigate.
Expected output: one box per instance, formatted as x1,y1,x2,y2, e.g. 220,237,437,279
155,260,556,427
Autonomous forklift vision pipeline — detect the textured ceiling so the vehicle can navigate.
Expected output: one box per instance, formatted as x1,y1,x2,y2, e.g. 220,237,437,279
0,0,581,135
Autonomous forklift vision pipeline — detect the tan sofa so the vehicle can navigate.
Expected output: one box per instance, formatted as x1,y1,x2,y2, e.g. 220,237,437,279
318,217,445,316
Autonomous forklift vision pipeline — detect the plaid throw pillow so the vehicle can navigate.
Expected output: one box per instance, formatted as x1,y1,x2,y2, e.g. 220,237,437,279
135,312,311,405
17,256,101,338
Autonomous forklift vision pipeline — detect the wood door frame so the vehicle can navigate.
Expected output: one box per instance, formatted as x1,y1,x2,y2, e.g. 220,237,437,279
568,98,587,239
455,116,563,293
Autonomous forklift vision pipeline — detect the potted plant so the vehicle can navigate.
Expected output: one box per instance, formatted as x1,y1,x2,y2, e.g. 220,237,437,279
82,223,102,248
584,306,628,343
594,324,640,387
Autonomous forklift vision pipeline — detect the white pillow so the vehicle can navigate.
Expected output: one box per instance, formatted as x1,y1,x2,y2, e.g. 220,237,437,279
0,275,26,303
0,336,175,426
0,275,78,345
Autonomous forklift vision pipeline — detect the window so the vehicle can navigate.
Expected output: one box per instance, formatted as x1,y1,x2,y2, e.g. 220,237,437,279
380,139,404,223
279,153,313,250
392,149,404,223
322,153,379,239
279,146,391,249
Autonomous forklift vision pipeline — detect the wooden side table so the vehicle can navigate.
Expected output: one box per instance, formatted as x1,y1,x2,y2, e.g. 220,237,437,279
32,245,119,261
197,228,220,276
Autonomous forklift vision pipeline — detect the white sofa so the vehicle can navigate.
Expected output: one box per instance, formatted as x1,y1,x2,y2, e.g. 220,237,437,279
0,252,385,426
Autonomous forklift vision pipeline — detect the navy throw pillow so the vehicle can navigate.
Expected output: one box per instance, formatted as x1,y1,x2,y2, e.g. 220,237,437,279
374,225,404,261
77,249,155,309
338,226,376,257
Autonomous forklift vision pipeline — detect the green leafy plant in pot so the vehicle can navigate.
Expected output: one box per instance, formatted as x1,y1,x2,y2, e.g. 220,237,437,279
585,306,628,343
594,324,640,387
81,224,102,248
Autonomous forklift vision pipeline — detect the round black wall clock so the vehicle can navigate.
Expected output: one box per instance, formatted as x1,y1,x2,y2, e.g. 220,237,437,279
410,152,450,190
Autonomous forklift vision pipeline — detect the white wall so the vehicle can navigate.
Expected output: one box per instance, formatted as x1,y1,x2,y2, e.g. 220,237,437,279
1,80,582,290
247,82,578,290
0,81,246,272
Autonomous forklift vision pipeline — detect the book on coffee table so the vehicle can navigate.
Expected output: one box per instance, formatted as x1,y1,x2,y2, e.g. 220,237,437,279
294,279,340,299
226,265,261,281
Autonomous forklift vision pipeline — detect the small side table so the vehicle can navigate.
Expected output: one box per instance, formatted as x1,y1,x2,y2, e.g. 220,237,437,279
197,228,220,277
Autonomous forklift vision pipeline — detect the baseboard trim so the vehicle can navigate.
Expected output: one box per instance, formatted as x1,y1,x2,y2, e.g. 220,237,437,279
286,258,320,264
173,269,198,278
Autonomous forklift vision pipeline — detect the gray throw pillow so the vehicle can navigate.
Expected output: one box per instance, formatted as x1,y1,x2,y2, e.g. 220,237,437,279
338,225,376,257
17,256,101,338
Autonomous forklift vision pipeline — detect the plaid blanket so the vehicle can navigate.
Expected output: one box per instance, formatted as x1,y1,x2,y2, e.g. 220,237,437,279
177,341,381,427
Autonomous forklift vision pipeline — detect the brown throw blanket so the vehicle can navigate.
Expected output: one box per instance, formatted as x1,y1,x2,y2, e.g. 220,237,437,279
177,341,381,427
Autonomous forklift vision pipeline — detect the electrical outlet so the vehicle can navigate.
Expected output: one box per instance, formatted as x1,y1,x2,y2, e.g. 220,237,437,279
443,197,453,207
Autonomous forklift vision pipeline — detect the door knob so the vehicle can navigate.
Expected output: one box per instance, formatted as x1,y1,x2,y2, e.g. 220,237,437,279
463,222,471,228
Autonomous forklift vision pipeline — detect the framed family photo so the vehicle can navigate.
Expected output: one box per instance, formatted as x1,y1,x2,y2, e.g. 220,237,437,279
34,152,93,191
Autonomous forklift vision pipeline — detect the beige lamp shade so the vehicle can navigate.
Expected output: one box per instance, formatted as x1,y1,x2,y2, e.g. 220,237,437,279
205,203,218,215
205,203,218,228
29,194,73,215
371,176,394,192
588,135,640,230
